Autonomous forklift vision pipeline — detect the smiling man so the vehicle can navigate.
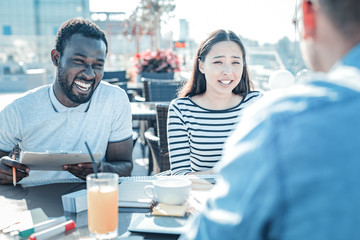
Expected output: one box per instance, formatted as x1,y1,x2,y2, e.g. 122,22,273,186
0,19,133,184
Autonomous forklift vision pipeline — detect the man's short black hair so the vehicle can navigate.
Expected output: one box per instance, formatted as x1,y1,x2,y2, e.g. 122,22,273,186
55,18,108,56
318,0,360,37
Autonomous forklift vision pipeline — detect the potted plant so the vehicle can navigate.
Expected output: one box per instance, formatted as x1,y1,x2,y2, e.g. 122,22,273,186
132,49,182,81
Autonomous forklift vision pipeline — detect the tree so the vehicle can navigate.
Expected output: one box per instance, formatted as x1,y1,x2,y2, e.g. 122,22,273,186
123,0,176,52
276,36,306,74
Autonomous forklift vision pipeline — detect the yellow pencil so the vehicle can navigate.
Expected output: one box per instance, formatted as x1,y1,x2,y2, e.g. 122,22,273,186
12,155,16,187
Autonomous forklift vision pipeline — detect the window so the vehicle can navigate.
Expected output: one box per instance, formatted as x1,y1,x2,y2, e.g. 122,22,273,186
3,26,12,35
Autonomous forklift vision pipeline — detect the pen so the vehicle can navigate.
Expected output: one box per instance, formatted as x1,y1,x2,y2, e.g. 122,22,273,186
18,216,67,238
12,154,16,186
28,220,76,240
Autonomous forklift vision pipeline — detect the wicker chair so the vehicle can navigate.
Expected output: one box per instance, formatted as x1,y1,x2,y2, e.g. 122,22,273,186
144,103,170,175
136,78,180,163
144,128,159,175
141,78,182,102
140,72,174,80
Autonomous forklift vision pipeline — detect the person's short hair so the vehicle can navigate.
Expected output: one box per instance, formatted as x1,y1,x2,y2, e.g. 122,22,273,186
318,0,360,37
55,18,108,56
178,29,253,98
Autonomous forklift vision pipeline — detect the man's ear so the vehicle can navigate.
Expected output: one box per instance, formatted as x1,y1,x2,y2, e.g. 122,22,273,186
302,1,315,39
51,49,60,66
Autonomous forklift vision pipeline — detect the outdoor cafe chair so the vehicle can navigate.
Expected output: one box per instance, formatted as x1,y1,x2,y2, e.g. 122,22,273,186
142,78,182,102
102,70,127,84
136,79,179,166
144,103,170,175
139,72,174,80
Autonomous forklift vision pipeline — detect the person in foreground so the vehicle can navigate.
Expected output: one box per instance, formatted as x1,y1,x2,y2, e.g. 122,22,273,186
168,30,262,176
181,0,360,239
0,18,133,185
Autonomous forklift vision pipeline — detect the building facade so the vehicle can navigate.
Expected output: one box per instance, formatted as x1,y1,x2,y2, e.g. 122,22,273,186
0,0,90,63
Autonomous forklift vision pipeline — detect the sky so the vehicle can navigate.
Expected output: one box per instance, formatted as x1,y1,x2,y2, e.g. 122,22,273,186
89,0,298,45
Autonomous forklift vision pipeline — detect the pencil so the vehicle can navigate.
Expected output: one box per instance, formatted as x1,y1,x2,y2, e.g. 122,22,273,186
12,154,16,187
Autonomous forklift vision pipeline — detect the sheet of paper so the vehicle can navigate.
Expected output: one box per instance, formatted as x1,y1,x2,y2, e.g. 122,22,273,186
0,197,27,231
0,206,48,233
20,151,101,171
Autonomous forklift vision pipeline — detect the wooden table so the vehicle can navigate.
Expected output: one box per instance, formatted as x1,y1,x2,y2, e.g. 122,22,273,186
131,102,157,121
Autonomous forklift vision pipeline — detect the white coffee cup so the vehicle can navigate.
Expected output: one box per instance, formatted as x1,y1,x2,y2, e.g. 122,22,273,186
144,178,192,205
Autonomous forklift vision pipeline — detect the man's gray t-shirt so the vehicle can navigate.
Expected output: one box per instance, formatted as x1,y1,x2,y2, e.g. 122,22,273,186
0,81,132,183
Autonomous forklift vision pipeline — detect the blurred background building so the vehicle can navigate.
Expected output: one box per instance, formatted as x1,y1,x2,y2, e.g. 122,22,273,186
0,0,306,92
0,0,90,64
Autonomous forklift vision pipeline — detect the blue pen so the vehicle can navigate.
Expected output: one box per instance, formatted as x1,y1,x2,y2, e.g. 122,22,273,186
18,216,67,238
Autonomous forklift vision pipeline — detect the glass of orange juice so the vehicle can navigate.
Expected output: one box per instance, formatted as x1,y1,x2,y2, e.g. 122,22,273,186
87,173,118,239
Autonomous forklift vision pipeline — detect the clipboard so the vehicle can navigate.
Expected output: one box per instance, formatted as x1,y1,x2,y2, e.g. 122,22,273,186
19,151,102,171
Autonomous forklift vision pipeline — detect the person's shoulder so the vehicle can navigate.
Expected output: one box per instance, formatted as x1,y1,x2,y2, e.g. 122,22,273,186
96,81,128,99
170,96,191,104
247,76,351,121
243,90,264,102
169,96,193,109
98,81,123,92
13,84,50,105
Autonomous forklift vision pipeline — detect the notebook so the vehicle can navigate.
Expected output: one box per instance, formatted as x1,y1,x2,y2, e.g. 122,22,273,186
128,213,188,235
118,181,154,208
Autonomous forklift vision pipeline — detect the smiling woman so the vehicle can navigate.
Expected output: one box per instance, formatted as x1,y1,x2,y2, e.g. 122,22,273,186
167,29,263,176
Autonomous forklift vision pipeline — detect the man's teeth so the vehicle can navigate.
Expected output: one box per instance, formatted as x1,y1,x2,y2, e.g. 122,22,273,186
220,80,231,84
75,81,91,90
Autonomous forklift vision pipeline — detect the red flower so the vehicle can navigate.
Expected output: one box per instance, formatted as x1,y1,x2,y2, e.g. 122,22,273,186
132,49,183,74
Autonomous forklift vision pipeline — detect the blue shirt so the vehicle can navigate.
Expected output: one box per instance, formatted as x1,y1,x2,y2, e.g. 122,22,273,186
181,43,360,240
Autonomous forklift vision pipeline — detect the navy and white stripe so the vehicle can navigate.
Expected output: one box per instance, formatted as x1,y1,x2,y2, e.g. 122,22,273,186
168,91,262,175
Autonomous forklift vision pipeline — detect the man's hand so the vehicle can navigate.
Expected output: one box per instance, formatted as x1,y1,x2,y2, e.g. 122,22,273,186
0,156,29,185
62,161,103,180
63,137,134,179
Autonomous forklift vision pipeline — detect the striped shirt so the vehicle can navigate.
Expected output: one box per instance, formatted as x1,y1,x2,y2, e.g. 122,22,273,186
168,91,262,175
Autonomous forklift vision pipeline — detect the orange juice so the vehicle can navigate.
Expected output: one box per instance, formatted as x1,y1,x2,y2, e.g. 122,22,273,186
88,185,118,234
87,172,119,239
